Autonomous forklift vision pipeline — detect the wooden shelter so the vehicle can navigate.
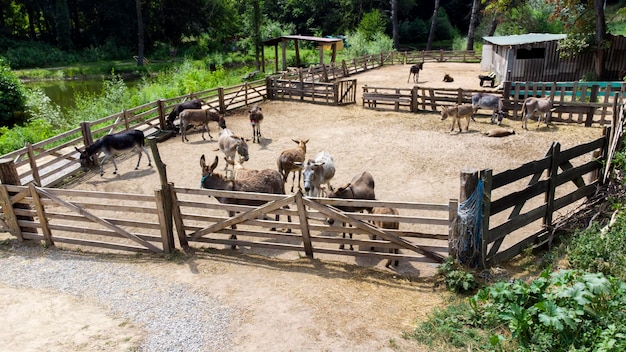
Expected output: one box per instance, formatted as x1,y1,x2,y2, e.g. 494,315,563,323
480,33,626,82
261,35,343,73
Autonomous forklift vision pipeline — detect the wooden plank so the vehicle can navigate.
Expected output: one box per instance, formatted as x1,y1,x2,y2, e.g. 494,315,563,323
486,204,546,244
46,188,155,202
294,191,313,258
558,137,605,161
189,195,295,241
29,184,53,246
490,179,549,215
552,183,597,211
303,198,444,262
36,187,162,253
492,156,551,189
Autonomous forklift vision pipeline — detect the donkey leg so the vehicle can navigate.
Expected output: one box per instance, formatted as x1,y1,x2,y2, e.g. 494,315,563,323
135,150,142,170
100,154,111,176
141,147,152,166
111,157,119,175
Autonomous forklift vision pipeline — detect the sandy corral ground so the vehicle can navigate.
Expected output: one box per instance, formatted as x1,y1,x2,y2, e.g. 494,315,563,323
0,62,604,351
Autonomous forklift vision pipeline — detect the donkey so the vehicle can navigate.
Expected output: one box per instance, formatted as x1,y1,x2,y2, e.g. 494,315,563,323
179,109,226,142
76,129,152,177
166,98,204,130
277,139,308,193
248,104,264,143
298,151,335,197
219,128,249,178
443,73,454,82
200,155,291,248
471,93,504,125
369,206,400,268
521,97,553,129
407,62,424,83
327,171,376,250
441,104,473,132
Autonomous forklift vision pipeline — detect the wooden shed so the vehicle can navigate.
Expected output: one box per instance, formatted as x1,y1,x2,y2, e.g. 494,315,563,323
261,35,343,73
481,33,626,82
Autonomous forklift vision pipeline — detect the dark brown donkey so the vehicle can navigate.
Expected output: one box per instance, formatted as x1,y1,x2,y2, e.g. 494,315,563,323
200,155,291,248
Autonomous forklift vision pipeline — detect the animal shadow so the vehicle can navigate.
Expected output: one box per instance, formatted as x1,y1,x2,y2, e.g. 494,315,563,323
86,167,155,184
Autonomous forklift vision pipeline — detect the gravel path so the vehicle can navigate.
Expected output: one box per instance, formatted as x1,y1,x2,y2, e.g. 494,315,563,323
0,243,234,352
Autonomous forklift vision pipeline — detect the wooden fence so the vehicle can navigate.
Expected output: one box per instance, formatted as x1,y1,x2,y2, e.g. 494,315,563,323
0,79,267,188
266,77,357,105
0,158,455,265
478,132,609,267
362,83,624,125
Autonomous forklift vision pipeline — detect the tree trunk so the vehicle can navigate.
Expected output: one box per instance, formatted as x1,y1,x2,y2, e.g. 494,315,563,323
392,0,399,50
136,0,144,67
488,17,498,36
253,0,261,70
594,0,607,79
466,0,480,51
426,0,440,51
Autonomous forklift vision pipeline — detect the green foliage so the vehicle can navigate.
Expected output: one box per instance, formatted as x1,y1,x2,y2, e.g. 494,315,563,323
357,9,387,41
437,257,478,293
0,58,27,126
399,18,429,44
0,118,57,155
406,300,498,351
345,30,394,58
558,33,592,59
568,209,626,281
432,7,459,42
469,269,626,351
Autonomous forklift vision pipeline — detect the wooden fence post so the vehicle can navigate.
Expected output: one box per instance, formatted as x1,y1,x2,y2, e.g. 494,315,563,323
79,122,98,167
218,87,226,114
544,143,560,235
29,184,53,247
479,169,493,268
585,85,600,127
157,99,166,130
294,191,313,258
25,143,41,186
411,86,419,113
148,136,174,253
457,88,464,105
449,169,478,261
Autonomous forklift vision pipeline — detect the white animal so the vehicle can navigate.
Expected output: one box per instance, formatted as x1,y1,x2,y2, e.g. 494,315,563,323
299,151,335,197
521,97,553,129
218,128,249,178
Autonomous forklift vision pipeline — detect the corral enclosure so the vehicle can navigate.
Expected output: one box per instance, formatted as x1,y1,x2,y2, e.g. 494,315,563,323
53,62,604,275
0,61,615,352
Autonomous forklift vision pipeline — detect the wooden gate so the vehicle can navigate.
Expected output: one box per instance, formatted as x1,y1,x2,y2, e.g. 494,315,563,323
173,187,454,265
0,184,166,253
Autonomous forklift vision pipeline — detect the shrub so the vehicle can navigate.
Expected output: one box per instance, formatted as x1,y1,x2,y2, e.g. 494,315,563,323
0,58,27,126
437,256,478,293
568,208,626,281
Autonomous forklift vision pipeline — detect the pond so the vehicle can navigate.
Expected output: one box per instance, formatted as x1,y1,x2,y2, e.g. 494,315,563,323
25,77,142,111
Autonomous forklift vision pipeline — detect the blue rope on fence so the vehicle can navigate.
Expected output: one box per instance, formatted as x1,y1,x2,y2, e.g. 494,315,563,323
455,179,483,267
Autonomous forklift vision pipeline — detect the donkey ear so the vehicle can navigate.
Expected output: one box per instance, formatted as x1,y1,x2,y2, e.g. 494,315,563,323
200,154,206,168
210,155,219,171
74,146,81,153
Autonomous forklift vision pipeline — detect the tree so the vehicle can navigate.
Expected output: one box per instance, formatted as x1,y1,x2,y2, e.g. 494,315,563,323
0,58,27,126
426,0,440,50
392,0,399,49
135,0,144,67
548,0,608,78
466,0,480,50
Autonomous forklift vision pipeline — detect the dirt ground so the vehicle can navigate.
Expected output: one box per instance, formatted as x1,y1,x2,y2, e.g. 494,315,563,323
1,62,604,351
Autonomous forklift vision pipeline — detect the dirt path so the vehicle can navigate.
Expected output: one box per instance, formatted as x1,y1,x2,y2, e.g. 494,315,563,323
0,62,604,351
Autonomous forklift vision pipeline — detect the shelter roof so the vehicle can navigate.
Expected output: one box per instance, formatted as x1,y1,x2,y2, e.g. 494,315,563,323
483,33,567,46
262,35,343,46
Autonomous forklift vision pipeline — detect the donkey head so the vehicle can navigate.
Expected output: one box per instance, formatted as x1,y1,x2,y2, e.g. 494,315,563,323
200,154,220,188
75,146,92,171
440,106,449,121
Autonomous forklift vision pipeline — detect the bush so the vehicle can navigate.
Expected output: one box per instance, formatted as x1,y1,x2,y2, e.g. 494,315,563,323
569,208,626,281
0,58,27,126
345,30,394,57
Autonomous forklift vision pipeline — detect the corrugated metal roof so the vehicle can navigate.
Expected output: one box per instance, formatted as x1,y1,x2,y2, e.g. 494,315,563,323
483,33,567,46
